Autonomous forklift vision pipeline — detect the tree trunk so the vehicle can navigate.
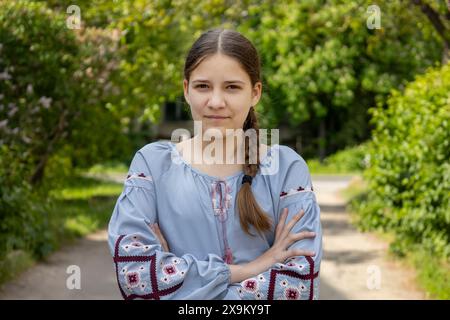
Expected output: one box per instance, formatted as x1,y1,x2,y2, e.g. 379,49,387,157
30,110,68,185
410,0,450,64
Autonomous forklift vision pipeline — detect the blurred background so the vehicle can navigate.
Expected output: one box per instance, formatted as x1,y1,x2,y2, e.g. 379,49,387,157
0,0,448,299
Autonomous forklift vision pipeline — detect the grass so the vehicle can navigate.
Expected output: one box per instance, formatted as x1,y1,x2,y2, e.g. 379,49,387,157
406,249,450,299
0,250,35,286
86,161,128,176
340,176,450,300
0,173,123,286
307,143,368,175
308,159,362,175
50,174,123,240
50,176,123,201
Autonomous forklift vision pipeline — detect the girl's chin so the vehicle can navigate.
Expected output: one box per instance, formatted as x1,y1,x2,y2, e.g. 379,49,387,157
203,123,229,130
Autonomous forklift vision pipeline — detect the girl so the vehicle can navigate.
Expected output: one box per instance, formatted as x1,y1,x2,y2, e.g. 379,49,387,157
108,28,322,300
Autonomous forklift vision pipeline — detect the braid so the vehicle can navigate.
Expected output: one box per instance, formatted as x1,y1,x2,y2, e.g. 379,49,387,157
237,106,273,238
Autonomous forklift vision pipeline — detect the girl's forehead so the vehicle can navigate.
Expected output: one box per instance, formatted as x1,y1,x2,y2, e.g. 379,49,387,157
191,55,250,82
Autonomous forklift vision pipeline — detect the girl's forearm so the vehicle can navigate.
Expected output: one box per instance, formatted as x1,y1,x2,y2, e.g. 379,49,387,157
228,254,276,284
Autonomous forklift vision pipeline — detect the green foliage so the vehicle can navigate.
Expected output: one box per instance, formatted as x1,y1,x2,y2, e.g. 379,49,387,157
410,248,450,299
0,152,121,284
0,145,55,260
241,0,443,156
0,1,128,283
0,250,34,285
308,143,369,174
354,62,450,260
35,0,445,158
0,0,129,185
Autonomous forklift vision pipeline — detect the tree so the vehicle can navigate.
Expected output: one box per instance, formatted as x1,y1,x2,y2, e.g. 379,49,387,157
0,1,125,185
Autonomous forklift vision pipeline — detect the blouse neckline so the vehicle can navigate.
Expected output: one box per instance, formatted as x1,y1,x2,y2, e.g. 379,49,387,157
166,140,276,182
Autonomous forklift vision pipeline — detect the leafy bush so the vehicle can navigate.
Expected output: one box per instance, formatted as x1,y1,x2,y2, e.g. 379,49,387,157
0,145,55,261
0,144,121,284
0,0,127,186
354,62,450,260
0,1,127,283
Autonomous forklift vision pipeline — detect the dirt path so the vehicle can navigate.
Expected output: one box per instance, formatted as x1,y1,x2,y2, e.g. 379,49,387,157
0,175,425,299
315,176,425,299
0,230,121,300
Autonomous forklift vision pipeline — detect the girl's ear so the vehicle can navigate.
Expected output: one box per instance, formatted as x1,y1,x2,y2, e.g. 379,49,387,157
183,79,190,105
251,81,262,106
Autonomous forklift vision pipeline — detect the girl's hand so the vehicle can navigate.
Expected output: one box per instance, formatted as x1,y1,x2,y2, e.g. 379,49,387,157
263,207,316,265
149,223,170,252
230,207,317,283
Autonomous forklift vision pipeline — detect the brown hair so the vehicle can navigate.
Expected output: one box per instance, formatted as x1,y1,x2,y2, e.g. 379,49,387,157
183,28,273,238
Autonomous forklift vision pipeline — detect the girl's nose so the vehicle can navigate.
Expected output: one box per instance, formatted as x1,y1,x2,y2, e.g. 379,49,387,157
208,90,226,108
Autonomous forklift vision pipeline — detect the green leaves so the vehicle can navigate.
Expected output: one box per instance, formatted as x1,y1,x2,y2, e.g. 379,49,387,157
358,62,450,259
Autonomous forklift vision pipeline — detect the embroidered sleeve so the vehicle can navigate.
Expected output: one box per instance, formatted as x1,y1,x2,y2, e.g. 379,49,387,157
234,157,322,300
108,150,231,300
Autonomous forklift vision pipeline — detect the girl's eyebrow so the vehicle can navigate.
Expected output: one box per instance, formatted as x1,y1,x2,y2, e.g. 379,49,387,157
192,79,245,84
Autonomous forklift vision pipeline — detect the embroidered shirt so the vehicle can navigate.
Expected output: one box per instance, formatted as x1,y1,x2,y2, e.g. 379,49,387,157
108,140,322,300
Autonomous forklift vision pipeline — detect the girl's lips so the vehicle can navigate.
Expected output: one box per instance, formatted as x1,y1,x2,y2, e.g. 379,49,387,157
204,116,230,119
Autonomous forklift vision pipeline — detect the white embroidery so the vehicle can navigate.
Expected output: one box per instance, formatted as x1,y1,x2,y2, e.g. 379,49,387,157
280,279,289,287
299,282,308,292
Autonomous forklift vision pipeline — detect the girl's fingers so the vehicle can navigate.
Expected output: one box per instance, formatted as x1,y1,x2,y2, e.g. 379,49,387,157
153,224,163,239
275,208,288,239
288,248,315,258
153,224,170,251
280,209,304,240
150,223,162,240
289,231,315,243
148,222,170,252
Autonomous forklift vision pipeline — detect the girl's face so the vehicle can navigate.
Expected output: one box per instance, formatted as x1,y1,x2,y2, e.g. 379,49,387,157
183,53,262,138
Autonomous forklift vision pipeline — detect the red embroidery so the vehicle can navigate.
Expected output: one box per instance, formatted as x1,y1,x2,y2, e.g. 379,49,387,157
285,287,300,299
113,235,183,300
210,180,234,264
126,272,140,287
163,265,177,275
279,185,314,198
242,279,258,292
126,173,153,181
267,256,319,300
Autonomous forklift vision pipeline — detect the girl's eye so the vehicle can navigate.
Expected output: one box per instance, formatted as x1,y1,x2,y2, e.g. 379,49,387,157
194,84,240,90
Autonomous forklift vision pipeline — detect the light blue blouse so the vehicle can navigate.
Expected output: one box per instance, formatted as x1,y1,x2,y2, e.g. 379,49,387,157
107,140,322,300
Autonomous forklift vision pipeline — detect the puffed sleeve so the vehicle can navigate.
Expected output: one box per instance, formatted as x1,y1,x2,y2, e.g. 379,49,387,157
234,151,322,300
108,149,231,300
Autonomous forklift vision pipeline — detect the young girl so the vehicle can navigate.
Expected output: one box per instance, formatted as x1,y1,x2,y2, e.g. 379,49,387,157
108,28,322,300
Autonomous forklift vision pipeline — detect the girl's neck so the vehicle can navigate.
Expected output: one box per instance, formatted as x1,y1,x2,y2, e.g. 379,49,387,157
192,133,245,165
